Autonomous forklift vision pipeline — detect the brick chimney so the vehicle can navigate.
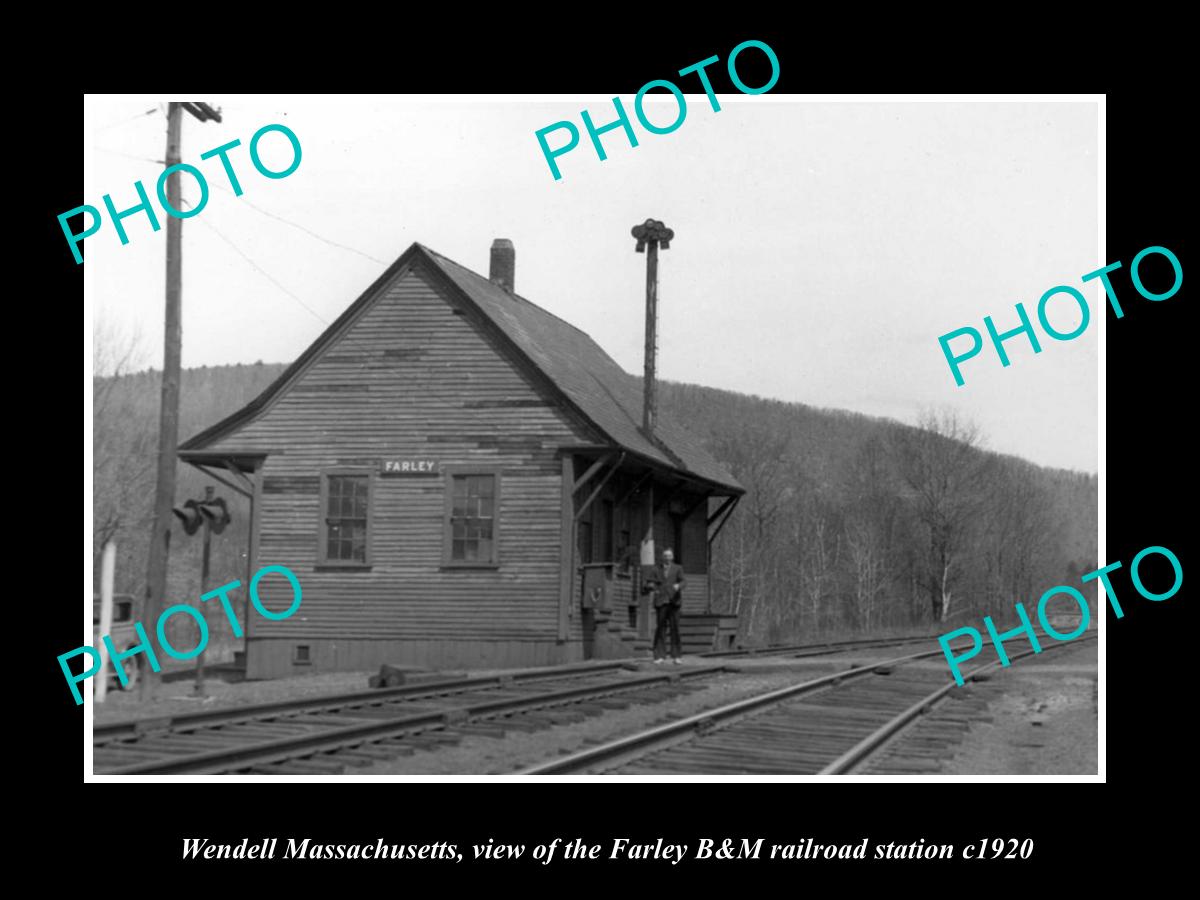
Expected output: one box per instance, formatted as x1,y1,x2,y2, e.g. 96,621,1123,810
489,239,514,292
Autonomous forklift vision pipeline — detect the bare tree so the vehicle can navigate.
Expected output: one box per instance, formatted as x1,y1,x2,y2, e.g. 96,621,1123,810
845,520,884,631
800,509,840,633
711,423,791,542
841,437,903,631
695,389,1089,643
92,312,155,582
889,409,991,623
710,423,793,644
977,458,1059,616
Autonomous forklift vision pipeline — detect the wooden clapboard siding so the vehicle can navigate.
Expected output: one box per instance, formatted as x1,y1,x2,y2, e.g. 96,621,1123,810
248,637,583,679
206,264,594,666
181,243,742,677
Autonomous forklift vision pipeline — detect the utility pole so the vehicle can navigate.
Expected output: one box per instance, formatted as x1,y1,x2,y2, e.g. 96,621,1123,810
142,101,222,699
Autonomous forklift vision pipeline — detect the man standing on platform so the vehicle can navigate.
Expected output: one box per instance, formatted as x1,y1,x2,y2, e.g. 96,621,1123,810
646,548,685,664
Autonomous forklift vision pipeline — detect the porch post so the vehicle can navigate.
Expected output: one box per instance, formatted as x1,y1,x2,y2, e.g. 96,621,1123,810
558,454,574,642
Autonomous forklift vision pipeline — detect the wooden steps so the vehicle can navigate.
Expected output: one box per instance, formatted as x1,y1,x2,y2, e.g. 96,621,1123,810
586,608,652,659
679,614,740,653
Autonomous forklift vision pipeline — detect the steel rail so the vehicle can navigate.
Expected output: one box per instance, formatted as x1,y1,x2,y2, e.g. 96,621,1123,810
817,633,1098,775
96,634,942,743
702,633,941,660
97,664,728,776
94,659,637,743
516,646,956,775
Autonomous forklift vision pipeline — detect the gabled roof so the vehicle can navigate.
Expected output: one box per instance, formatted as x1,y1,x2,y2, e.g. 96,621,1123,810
181,242,743,494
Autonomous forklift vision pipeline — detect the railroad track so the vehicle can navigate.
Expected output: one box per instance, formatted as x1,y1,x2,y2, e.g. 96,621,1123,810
93,662,728,775
91,633,963,776
700,632,940,659
518,634,1097,775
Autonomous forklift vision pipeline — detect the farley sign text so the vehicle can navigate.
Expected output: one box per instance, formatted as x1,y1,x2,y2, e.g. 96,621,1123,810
381,459,439,476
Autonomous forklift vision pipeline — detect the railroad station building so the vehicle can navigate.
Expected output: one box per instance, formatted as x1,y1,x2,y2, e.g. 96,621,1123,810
180,240,744,679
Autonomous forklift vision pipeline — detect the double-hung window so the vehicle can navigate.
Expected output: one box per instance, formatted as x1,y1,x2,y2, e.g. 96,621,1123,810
319,470,373,566
444,470,500,566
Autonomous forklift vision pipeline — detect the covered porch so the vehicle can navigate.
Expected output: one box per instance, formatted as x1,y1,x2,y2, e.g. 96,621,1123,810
558,445,741,658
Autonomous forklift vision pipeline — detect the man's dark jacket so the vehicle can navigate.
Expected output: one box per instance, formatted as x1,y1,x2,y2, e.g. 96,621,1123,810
646,563,686,608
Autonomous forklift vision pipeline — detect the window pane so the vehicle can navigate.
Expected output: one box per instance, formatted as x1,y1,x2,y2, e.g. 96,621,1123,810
325,475,370,563
448,474,497,563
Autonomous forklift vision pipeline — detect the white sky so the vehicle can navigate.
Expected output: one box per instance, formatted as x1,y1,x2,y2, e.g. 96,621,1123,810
84,96,1098,473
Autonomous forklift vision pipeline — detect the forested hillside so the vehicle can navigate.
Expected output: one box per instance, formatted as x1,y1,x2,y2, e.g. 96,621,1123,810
658,382,1097,642
91,363,1097,649
92,362,284,658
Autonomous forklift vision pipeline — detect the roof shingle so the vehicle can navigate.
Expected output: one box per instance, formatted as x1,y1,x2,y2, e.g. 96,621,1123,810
421,245,741,492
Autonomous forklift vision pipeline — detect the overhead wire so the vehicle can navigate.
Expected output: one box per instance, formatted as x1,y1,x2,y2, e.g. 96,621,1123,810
209,180,388,265
93,117,386,269
180,196,329,326
94,107,159,132
92,146,163,165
